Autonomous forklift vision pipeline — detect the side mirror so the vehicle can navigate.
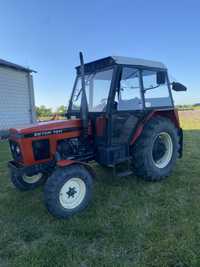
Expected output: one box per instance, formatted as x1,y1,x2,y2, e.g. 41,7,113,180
172,82,187,92
157,71,166,84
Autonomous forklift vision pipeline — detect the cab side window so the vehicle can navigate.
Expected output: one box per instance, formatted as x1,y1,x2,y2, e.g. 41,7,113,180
142,70,172,107
116,67,142,111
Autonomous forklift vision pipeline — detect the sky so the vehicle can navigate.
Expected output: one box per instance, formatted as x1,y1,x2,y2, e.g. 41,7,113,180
0,0,200,109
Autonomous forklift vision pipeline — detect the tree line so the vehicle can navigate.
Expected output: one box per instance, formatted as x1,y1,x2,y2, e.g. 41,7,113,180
36,105,67,118
36,103,200,118
176,103,200,110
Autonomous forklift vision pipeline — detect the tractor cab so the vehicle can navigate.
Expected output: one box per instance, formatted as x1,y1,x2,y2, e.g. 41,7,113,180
68,56,183,167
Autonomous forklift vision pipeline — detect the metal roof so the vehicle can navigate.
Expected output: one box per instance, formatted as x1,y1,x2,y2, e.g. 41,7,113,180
111,56,167,69
76,55,167,74
0,58,36,73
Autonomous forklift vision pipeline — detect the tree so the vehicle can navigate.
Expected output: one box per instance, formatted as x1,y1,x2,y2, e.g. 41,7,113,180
36,105,52,118
56,105,67,115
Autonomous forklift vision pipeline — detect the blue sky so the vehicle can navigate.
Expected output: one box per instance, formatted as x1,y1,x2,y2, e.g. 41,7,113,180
0,0,199,108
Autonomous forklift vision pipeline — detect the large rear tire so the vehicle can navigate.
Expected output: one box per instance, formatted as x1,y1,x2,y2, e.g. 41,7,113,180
131,116,180,181
44,164,93,219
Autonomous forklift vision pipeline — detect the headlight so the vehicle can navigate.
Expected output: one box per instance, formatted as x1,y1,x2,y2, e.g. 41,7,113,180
16,145,20,154
9,141,22,161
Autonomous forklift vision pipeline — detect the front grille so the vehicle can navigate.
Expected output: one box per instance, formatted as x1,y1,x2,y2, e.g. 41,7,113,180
32,139,50,161
9,140,22,161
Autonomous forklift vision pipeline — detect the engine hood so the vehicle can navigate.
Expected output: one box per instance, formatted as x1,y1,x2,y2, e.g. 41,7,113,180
9,119,82,138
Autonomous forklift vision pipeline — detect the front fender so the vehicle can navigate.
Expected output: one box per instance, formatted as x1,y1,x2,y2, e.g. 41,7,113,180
57,160,96,177
57,159,75,167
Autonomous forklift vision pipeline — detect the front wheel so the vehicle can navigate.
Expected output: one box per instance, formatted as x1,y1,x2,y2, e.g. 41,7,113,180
131,116,180,181
11,172,47,191
44,164,93,219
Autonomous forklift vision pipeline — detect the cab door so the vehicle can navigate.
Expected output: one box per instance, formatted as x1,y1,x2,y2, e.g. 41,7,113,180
111,66,144,145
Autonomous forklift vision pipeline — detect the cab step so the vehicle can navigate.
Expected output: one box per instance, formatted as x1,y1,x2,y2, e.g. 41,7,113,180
113,158,133,177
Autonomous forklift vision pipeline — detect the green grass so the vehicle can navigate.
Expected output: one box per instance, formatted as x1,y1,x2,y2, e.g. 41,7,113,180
0,111,200,267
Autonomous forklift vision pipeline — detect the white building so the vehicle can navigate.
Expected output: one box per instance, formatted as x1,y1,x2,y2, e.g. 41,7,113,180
0,59,36,137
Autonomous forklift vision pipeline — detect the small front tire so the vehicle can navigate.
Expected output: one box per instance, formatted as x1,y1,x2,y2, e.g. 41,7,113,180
11,172,47,191
44,164,93,219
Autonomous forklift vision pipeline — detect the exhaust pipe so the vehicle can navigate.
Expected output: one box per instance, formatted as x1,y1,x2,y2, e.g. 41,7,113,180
79,52,89,140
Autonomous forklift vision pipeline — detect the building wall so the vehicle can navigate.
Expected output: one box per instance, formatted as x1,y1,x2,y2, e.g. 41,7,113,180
0,66,36,132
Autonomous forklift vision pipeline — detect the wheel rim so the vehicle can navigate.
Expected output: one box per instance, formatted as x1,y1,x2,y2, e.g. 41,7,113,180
152,132,173,169
59,178,86,209
23,173,43,184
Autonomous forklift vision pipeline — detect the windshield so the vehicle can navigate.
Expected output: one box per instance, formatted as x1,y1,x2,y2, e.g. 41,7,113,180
71,68,113,112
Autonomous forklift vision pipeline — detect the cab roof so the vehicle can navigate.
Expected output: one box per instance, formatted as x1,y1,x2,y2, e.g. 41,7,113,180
76,56,167,74
112,56,166,69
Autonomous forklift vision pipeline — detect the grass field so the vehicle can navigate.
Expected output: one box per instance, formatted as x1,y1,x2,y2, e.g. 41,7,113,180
0,111,200,267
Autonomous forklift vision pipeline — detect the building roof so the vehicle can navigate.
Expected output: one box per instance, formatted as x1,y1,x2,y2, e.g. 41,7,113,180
0,58,36,73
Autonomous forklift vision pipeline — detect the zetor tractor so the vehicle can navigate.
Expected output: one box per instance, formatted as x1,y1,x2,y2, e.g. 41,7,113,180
8,53,186,219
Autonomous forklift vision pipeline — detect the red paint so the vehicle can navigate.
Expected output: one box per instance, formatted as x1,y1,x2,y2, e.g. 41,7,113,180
10,119,81,134
57,159,75,167
57,159,96,177
130,109,180,145
9,109,180,167
95,116,106,136
9,119,93,166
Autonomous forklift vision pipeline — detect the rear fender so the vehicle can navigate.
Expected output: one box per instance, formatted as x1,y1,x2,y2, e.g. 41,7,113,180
178,128,183,158
130,109,181,145
57,160,96,177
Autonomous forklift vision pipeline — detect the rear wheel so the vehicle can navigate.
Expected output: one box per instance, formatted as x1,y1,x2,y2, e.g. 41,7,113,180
11,172,47,191
44,164,93,219
152,132,173,169
131,116,180,181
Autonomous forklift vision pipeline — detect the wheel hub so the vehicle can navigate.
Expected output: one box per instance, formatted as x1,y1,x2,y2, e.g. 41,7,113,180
66,187,77,198
153,138,166,161
152,132,173,169
22,173,42,184
59,177,86,209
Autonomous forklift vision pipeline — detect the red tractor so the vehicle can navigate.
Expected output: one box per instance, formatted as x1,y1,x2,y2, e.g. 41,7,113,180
8,53,186,219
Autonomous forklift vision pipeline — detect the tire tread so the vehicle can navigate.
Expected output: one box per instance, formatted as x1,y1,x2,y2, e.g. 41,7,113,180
132,116,180,181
